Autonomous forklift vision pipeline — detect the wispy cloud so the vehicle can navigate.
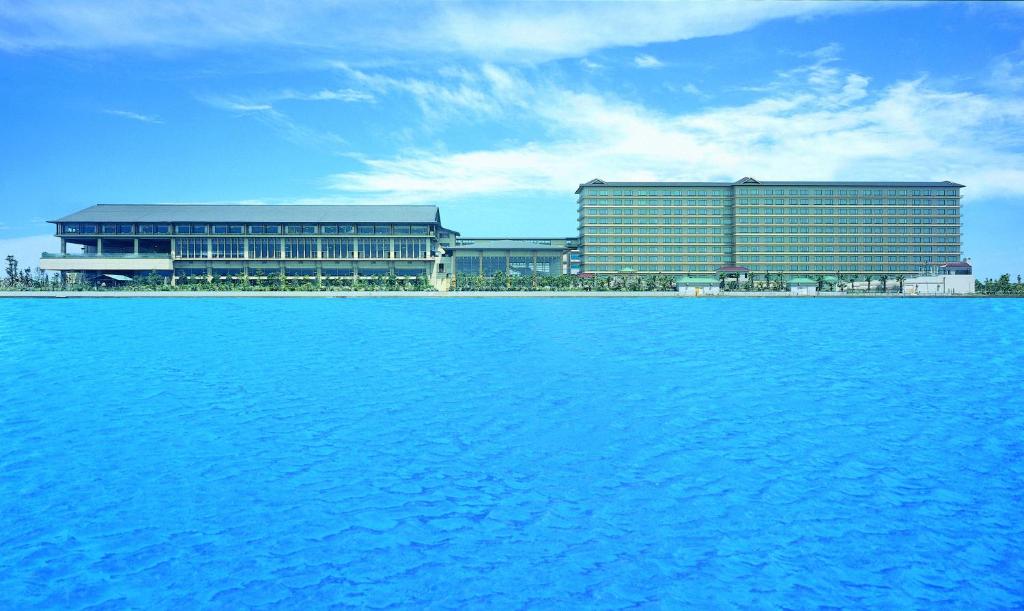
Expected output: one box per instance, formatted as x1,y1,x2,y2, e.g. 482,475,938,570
204,98,274,112
276,88,374,103
0,1,896,62
199,95,347,149
103,109,162,123
320,57,1024,204
333,62,524,124
634,54,663,69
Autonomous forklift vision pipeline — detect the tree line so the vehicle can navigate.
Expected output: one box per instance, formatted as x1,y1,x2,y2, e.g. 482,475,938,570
975,274,1024,295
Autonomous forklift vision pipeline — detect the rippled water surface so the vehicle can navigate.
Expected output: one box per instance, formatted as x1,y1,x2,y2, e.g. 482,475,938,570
1,298,1023,608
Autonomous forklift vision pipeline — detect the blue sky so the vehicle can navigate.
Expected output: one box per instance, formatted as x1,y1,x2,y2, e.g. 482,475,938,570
2,1,1024,278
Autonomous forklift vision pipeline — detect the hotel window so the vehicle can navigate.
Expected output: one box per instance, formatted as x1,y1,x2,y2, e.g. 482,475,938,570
322,238,354,258
374,225,391,235
359,238,389,259
138,224,154,234
101,224,117,234
409,225,429,235
322,225,338,234
211,238,244,258
357,225,375,234
175,238,208,258
285,238,317,258
249,238,280,258
63,223,80,234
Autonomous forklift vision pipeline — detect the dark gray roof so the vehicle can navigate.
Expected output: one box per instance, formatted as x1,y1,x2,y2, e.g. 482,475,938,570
576,178,965,193
735,180,965,187
52,204,441,224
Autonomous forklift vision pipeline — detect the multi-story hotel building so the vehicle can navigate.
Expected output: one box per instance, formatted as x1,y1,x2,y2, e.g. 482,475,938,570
41,204,459,282
576,178,964,277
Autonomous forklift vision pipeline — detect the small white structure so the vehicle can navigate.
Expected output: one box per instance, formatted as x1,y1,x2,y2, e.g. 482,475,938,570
904,261,975,295
789,277,818,295
675,276,720,296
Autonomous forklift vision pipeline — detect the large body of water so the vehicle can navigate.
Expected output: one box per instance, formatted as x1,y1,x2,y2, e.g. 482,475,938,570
1,298,1022,608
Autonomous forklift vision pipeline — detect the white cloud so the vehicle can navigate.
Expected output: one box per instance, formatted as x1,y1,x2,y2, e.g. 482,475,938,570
333,62,525,123
284,88,374,102
199,96,347,149
204,98,274,112
322,60,1024,204
580,58,603,71
103,109,162,123
0,1,896,61
991,57,1024,91
634,54,663,69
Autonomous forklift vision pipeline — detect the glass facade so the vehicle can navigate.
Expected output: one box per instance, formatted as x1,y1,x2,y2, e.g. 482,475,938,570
359,238,389,259
284,238,317,259
577,181,963,276
249,238,280,259
394,238,426,259
174,238,207,258
210,238,245,258
322,238,354,259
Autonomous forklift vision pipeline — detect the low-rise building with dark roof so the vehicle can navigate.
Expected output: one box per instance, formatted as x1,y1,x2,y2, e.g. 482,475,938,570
41,204,458,284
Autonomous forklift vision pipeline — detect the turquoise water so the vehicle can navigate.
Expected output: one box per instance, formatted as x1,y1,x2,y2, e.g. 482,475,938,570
1,298,1023,608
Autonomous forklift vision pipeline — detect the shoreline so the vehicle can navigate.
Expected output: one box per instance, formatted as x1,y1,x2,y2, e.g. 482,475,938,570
0,290,989,299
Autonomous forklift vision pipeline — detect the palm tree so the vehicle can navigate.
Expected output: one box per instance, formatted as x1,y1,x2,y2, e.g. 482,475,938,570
815,274,825,292
896,274,906,294
863,274,873,293
879,274,889,293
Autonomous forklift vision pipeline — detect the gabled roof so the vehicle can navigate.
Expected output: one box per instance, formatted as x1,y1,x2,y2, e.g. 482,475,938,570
51,204,442,224
735,177,761,184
